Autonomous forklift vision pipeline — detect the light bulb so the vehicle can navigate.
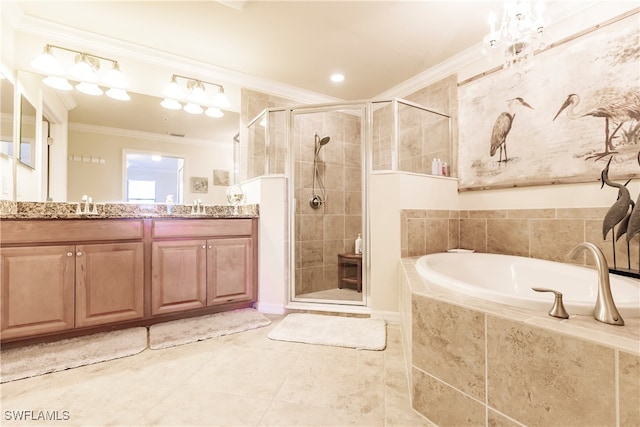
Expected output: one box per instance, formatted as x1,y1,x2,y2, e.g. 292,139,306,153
183,102,203,114
102,62,128,89
205,107,224,118
212,87,231,108
30,45,64,76
160,98,182,110
186,81,208,105
76,82,103,96
43,76,73,91
106,88,131,101
162,75,185,100
69,54,99,83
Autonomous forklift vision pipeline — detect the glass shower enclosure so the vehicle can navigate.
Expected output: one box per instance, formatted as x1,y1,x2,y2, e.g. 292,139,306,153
246,98,450,308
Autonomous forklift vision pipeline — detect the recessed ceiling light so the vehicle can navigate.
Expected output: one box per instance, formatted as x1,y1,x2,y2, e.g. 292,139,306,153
330,73,345,83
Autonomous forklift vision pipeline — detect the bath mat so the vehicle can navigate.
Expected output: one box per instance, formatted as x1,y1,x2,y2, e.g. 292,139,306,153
149,308,271,349
267,313,386,350
0,327,148,383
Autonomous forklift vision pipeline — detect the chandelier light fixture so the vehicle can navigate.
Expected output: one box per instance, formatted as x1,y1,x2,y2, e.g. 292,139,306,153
30,44,130,101
161,74,230,118
482,0,546,73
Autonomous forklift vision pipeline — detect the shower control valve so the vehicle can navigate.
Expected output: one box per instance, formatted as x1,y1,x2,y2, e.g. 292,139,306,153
309,195,323,209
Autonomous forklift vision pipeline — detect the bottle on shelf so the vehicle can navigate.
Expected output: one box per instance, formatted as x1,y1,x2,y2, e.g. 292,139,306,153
355,233,363,255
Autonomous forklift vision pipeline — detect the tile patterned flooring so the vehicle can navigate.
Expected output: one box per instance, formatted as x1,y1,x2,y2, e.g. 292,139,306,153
0,316,432,426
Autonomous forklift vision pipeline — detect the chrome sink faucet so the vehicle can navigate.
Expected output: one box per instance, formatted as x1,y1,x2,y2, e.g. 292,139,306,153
191,199,204,215
567,242,624,326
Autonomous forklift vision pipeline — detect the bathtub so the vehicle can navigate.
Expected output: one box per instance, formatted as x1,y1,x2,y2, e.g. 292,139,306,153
415,252,640,318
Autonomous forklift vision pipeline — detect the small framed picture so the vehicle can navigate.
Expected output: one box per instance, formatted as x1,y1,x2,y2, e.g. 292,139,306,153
213,169,230,186
190,177,209,193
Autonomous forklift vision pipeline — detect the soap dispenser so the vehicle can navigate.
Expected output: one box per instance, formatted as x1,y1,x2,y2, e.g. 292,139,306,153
166,195,174,215
355,233,363,255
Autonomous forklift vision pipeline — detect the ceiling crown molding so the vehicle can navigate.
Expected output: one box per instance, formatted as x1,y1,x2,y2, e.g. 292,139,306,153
375,0,606,100
14,12,339,106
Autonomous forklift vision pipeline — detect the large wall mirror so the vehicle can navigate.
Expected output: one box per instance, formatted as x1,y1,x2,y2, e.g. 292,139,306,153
21,71,239,204
19,93,36,168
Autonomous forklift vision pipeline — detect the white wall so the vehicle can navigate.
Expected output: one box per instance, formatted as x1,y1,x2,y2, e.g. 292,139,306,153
242,175,288,314
369,173,458,317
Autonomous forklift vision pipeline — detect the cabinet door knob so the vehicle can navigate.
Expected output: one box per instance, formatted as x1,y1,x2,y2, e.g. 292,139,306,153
208,245,212,249
67,252,74,257
76,251,83,257
201,245,206,249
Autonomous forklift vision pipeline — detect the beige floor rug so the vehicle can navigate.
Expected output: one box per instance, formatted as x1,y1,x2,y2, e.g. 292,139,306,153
267,313,386,350
0,327,148,383
149,308,271,350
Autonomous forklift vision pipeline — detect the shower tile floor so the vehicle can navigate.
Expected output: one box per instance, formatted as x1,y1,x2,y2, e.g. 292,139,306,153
0,316,432,426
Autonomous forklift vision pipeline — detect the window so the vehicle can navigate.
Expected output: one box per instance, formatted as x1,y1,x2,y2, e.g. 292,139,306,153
127,179,156,203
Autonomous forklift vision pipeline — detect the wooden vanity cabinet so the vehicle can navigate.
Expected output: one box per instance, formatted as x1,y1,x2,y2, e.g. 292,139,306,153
0,220,145,340
75,242,144,327
206,237,253,306
0,245,76,340
1,217,257,343
151,219,256,316
151,239,208,315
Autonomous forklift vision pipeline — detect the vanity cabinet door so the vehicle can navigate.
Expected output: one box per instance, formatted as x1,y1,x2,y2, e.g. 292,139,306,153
206,237,254,306
151,240,207,315
0,245,75,340
75,242,144,327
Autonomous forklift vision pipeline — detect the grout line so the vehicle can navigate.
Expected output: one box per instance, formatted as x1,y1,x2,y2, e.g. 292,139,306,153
484,312,489,427
615,349,620,427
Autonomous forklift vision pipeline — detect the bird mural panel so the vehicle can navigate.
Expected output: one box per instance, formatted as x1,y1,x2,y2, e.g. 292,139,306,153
553,87,640,161
457,17,639,190
490,98,534,165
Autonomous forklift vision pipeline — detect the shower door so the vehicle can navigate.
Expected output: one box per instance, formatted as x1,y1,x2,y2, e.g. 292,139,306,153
289,103,367,306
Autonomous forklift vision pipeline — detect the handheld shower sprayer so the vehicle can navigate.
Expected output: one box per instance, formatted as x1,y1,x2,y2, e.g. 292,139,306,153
310,132,331,209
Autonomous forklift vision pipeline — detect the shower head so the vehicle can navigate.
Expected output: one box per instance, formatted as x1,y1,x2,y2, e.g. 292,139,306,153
314,134,331,156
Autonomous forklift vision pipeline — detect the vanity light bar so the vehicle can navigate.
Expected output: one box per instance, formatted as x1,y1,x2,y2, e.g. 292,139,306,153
160,74,230,117
30,44,130,101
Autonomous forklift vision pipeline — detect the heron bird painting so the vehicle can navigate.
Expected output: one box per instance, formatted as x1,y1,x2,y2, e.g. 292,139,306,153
489,97,534,165
553,87,640,161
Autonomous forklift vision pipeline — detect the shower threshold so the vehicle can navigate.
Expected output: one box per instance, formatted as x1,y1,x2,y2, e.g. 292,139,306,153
296,287,362,302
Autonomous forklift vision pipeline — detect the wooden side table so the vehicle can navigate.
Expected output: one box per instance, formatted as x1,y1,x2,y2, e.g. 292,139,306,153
337,253,362,292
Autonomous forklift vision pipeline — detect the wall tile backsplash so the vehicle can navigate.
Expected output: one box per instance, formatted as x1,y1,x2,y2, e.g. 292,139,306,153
401,207,640,270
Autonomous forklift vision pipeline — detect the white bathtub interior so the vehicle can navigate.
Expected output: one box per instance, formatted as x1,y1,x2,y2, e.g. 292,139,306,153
416,252,640,318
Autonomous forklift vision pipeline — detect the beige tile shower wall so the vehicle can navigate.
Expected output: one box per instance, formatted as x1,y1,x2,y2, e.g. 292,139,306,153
295,111,362,294
405,74,458,177
398,104,450,175
402,207,639,270
372,102,393,170
240,88,297,182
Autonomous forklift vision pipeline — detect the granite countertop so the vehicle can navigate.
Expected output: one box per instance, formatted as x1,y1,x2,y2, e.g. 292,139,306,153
0,201,259,219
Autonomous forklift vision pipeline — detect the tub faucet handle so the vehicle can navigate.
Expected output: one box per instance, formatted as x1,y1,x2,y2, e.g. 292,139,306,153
532,288,570,319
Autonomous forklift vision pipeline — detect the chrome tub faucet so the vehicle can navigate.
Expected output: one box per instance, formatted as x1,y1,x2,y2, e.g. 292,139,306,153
567,242,624,326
